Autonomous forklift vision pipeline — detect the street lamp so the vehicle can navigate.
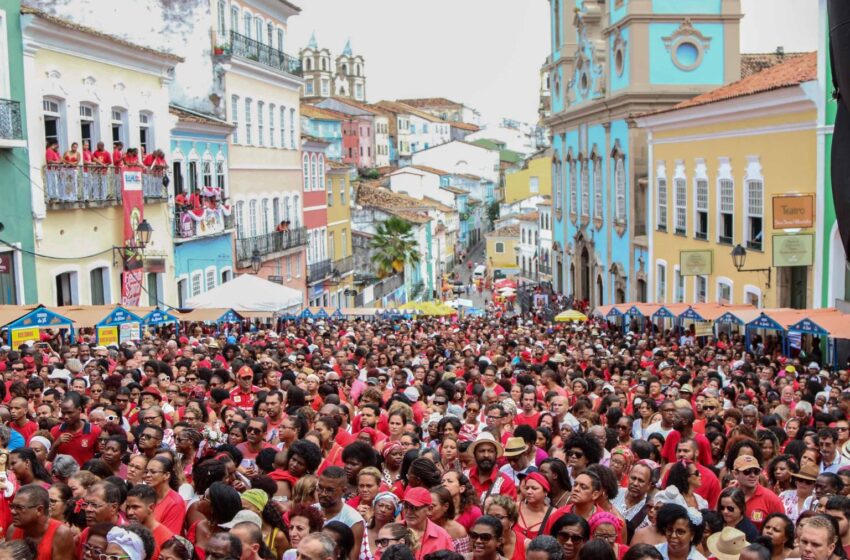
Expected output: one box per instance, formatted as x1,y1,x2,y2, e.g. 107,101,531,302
136,219,153,248
251,249,262,274
730,243,771,288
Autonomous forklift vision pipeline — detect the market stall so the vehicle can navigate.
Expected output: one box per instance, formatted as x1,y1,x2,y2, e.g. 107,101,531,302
1,305,75,346
95,306,143,345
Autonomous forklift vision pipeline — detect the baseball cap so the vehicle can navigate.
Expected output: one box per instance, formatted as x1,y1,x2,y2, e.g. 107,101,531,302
733,455,760,471
402,487,432,507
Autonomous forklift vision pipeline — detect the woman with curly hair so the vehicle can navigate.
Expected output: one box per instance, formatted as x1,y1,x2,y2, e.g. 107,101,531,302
277,440,323,499
563,432,604,481
485,495,523,560
440,469,481,531
666,460,707,510
283,503,325,560
767,454,797,495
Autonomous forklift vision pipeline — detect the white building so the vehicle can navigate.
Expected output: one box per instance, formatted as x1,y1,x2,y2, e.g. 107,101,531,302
412,140,500,186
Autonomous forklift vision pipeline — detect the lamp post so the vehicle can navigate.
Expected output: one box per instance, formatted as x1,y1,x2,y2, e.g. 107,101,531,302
730,244,771,288
135,220,153,248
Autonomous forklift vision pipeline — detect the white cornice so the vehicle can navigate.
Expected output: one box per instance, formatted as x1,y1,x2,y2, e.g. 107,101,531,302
227,56,304,92
21,15,176,79
635,84,817,131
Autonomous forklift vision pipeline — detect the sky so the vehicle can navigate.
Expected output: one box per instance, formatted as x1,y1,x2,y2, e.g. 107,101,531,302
286,0,819,127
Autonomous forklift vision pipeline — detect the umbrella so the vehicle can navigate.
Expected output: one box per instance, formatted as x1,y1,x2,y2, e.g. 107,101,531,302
494,279,516,289
554,310,589,323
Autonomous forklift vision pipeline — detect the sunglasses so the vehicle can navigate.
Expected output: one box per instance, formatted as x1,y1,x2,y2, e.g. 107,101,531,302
557,532,585,543
567,451,584,459
739,468,761,476
720,505,738,513
247,427,264,434
468,531,496,543
375,538,399,548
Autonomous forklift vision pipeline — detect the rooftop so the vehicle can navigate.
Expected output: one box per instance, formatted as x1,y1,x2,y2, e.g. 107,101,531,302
516,211,540,222
451,121,480,132
441,185,469,195
486,225,520,238
301,134,330,145
401,165,451,176
656,52,817,115
301,103,348,121
21,4,183,62
397,97,463,108
327,160,353,170
374,100,448,123
423,196,454,213
740,51,809,78
169,105,231,127
356,182,432,224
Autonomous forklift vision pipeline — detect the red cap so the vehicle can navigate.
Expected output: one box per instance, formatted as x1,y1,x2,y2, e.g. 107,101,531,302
520,351,532,361
238,365,254,379
402,487,432,507
178,336,189,345
141,386,163,401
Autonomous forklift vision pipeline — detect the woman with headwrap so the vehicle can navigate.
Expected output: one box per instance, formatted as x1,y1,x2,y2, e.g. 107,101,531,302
367,492,400,560
589,511,629,560
609,447,634,487
104,527,146,560
381,441,404,487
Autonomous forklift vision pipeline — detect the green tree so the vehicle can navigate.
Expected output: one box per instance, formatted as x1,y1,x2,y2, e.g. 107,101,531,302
487,201,500,226
369,216,419,278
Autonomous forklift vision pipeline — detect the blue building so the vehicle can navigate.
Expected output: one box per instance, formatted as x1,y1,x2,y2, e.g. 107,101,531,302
169,106,235,307
301,104,344,161
543,0,742,305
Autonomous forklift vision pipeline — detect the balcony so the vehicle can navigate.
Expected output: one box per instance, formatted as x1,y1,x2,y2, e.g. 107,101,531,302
174,208,235,242
332,255,355,276
308,259,332,283
235,227,306,264
228,31,303,77
0,99,24,148
43,165,168,208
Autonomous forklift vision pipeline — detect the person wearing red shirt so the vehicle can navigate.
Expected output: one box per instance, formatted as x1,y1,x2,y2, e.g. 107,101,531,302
49,393,101,467
145,456,186,535
734,455,784,530
402,487,456,560
92,142,112,166
515,388,541,429
8,485,74,560
8,397,37,444
466,433,517,505
661,438,721,508
125,484,174,560
230,366,260,412
112,142,124,168
81,140,92,164
236,417,276,473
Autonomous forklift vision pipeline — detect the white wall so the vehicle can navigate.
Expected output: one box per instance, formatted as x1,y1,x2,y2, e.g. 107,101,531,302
412,141,500,185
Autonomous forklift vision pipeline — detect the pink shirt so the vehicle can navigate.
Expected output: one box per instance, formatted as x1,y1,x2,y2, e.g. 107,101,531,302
413,520,455,560
153,489,186,535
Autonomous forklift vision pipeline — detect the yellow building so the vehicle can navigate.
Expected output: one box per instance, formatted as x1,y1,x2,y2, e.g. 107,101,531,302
22,7,181,306
326,160,355,307
504,149,552,204
638,54,817,309
486,224,520,274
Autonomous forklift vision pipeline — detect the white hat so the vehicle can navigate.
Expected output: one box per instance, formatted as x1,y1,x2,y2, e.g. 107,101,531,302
468,431,504,458
48,369,71,382
220,510,262,529
403,386,420,402
808,361,820,370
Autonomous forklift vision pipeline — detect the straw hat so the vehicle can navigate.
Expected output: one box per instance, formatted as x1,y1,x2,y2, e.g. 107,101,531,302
792,463,820,482
707,527,748,560
467,432,504,458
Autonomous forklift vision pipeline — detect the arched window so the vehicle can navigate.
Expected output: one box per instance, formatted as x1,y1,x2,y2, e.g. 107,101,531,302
580,158,589,217
282,196,291,222
235,200,246,238
261,198,270,233
593,157,603,220
292,195,301,227
318,154,325,187
302,153,310,191
310,153,318,190
248,199,258,236
615,157,626,221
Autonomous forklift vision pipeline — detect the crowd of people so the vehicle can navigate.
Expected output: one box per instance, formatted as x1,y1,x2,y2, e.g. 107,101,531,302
45,140,167,169
0,312,845,560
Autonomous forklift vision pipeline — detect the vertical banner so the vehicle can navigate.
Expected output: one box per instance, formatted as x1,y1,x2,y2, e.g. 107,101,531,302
121,167,144,306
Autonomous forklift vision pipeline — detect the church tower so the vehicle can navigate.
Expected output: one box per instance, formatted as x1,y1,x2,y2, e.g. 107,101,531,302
299,32,333,98
334,39,366,101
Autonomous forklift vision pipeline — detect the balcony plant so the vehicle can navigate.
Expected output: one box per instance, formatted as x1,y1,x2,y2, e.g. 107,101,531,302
214,43,228,55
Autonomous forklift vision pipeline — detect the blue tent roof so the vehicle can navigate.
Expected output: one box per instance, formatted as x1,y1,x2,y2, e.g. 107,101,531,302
315,308,330,319
788,317,830,336
746,313,786,332
300,308,314,319
142,309,180,326
96,306,143,327
331,308,344,320
652,307,677,320
3,306,75,343
606,308,623,318
218,309,243,323
715,311,745,324
680,307,708,321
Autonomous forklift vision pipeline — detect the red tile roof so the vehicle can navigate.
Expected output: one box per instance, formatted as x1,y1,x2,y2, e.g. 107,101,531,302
740,52,809,78
662,52,816,114
397,97,462,108
356,182,432,224
301,104,347,120
451,122,480,132
486,225,520,238
516,212,540,222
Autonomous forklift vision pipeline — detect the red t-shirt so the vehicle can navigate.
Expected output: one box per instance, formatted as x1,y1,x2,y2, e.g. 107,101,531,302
153,489,186,535
236,441,276,462
467,466,517,503
10,420,38,445
92,150,112,165
229,386,259,412
152,522,175,560
50,422,101,467
745,485,785,530
515,411,541,429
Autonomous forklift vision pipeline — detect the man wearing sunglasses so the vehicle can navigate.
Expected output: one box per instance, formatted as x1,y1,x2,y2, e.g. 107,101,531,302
7,484,74,560
734,454,784,531
230,365,260,413
236,417,275,475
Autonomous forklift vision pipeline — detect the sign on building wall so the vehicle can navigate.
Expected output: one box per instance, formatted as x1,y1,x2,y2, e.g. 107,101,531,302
773,234,814,267
772,194,815,229
680,250,713,276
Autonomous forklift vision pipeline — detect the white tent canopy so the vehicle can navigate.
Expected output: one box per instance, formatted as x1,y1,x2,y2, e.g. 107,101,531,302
185,274,302,312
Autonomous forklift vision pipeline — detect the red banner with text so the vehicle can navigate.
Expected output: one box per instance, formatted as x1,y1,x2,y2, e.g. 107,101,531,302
121,167,144,306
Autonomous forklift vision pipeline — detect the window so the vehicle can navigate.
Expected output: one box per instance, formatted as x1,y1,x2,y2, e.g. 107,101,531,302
696,275,708,303
321,79,330,97
55,272,78,306
202,158,212,187
305,81,314,96
221,269,232,284
328,232,335,261
206,268,216,291
674,267,684,303
231,95,239,144
719,178,734,243
43,98,62,148
188,160,198,192
495,242,505,253
111,107,127,146
295,253,301,276
674,177,686,235
569,161,577,213
318,154,325,188
139,112,152,153
553,161,561,210
231,6,239,34
293,195,300,227
580,160,589,217
172,159,184,196
235,200,245,238
79,104,98,148
327,177,333,206
280,106,286,148
695,177,708,239
311,153,318,190
254,17,262,43
216,157,225,190
147,273,160,306
746,179,763,250
244,98,252,144
191,272,202,297
277,29,284,51
90,267,108,305
243,12,251,37
269,103,275,147
267,22,273,45
656,262,667,302
529,176,539,194
283,197,290,222
341,229,347,257
290,109,295,148
657,177,668,231
340,181,346,205
261,198,270,233
286,255,292,279
217,0,226,35
615,157,626,221
302,153,310,191
248,199,258,236
257,101,264,146
272,197,280,225
594,158,603,220
717,279,733,304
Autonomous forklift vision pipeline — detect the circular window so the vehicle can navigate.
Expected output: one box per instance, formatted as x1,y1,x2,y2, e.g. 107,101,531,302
615,48,624,76
672,40,703,71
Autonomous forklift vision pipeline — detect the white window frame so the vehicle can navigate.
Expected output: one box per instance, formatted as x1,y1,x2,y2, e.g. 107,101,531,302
110,106,128,147
744,284,763,308
215,152,226,192
674,160,687,235
593,158,603,220
552,160,561,210
139,110,154,152
248,199,258,236
694,274,708,304
673,265,684,303
262,198,271,233
79,103,99,148
53,267,81,306
656,259,667,303
191,271,203,297
205,266,217,292
220,267,233,285
257,100,265,146
580,158,589,217
615,156,626,222
202,152,213,188
656,161,668,232
289,108,296,148
716,276,734,304
280,105,286,149
744,156,764,250
269,103,275,147
717,157,734,244
303,153,310,191
495,242,505,253
694,158,708,240
43,97,65,149
231,95,239,144
86,262,112,305
311,153,318,190
569,160,577,214
235,200,246,238
0,10,10,98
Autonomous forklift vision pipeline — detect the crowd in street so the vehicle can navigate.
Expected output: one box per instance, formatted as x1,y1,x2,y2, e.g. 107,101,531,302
0,310,846,560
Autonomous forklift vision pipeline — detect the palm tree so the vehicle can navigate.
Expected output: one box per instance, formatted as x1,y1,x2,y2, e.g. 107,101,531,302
369,216,419,278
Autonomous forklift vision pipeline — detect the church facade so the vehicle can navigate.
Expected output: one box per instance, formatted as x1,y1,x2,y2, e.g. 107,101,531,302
300,35,366,102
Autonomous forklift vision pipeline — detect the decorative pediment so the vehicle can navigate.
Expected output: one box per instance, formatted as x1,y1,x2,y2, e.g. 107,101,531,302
663,19,712,71
663,19,712,50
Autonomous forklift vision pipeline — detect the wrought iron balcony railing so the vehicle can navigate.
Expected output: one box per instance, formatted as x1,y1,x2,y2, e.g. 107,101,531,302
308,259,332,283
229,31,303,77
332,255,355,276
235,227,306,262
43,165,168,206
0,99,23,142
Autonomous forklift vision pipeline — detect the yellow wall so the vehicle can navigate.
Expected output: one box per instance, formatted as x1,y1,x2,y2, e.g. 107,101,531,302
486,235,519,269
651,108,817,308
504,154,552,203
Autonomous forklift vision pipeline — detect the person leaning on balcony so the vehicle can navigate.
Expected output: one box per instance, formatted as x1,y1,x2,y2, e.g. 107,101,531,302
92,142,112,166
143,149,167,169
82,140,93,164
122,147,140,166
113,141,124,168
45,141,61,164
62,142,79,165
